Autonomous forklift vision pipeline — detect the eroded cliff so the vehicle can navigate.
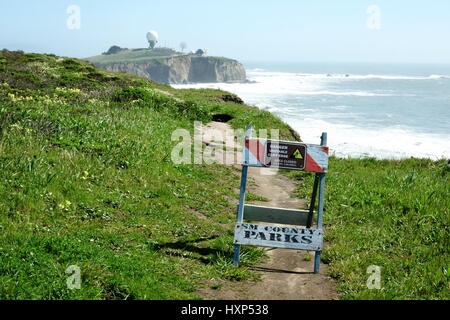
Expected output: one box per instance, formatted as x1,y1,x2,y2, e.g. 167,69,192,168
89,55,247,84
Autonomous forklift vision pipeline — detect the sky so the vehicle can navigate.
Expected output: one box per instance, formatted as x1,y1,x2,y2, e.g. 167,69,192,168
1,0,449,64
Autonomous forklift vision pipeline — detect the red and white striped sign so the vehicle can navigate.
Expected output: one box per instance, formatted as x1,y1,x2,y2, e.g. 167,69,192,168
244,138,329,173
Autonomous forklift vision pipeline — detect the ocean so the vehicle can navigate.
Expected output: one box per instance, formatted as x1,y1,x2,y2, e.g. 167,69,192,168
173,62,450,160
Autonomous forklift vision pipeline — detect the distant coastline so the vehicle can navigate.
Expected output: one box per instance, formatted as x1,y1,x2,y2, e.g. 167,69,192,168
86,46,247,85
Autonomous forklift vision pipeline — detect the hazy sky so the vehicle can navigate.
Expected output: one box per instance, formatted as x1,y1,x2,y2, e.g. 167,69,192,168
1,0,449,64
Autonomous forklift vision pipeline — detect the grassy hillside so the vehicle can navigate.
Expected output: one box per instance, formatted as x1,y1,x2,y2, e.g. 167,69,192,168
86,47,236,66
86,47,182,64
0,50,448,300
290,157,449,299
0,50,294,299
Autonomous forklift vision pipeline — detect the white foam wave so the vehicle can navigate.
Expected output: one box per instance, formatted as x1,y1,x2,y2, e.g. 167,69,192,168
175,69,446,98
287,118,450,160
173,68,450,160
348,74,450,80
173,81,389,97
293,90,391,96
247,71,450,81
429,74,450,79
248,68,267,72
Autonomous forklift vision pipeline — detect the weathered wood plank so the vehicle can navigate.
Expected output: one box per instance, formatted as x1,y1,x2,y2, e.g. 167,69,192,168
242,204,309,226
234,222,323,251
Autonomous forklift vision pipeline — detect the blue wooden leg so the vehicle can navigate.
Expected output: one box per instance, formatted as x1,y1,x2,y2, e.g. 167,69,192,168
233,244,241,266
314,251,321,274
233,126,252,267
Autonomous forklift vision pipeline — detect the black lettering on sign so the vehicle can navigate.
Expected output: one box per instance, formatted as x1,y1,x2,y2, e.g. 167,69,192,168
256,232,266,241
301,236,313,244
244,230,267,240
265,141,307,170
270,233,283,242
284,234,299,243
246,231,316,244
236,223,322,250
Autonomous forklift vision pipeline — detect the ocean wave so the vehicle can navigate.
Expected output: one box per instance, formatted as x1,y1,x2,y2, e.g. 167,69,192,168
286,118,450,160
294,90,391,96
429,74,450,79
174,83,394,97
247,70,450,81
329,105,349,110
173,69,449,160
248,68,267,72
348,74,450,80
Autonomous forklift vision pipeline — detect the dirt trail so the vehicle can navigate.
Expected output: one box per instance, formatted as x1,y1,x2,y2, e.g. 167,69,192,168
198,122,338,300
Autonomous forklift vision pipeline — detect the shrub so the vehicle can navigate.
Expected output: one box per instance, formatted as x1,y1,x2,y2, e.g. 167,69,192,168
103,45,124,55
112,87,153,103
172,101,211,122
111,87,210,121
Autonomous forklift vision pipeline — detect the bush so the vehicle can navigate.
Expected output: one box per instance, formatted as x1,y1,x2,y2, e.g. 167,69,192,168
172,101,211,122
112,87,211,121
112,87,152,103
61,58,85,72
103,45,124,55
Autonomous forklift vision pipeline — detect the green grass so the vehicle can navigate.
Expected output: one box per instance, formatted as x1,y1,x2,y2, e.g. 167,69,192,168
85,48,236,66
245,193,270,202
289,157,450,299
85,47,182,64
1,49,448,300
0,50,274,299
168,88,300,141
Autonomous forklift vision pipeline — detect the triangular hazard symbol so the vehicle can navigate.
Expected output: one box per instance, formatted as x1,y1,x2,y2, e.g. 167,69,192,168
293,149,303,159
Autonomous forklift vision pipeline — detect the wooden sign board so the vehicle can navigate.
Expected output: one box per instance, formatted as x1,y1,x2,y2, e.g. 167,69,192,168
233,127,328,274
234,223,323,251
242,204,309,226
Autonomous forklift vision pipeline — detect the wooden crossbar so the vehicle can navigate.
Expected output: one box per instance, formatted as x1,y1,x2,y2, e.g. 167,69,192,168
242,204,309,226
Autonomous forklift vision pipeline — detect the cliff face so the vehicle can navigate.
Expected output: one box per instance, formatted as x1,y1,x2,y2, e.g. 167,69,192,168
92,56,246,84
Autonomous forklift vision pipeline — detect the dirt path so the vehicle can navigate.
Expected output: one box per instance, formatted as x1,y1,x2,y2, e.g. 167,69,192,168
198,122,338,300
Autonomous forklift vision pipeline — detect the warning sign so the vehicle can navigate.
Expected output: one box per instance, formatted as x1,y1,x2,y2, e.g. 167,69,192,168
235,128,329,273
293,149,303,159
264,140,307,170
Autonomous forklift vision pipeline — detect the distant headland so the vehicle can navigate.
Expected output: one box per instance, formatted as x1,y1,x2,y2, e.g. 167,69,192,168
85,46,247,85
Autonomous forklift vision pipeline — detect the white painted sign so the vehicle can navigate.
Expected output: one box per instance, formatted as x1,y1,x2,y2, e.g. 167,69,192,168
234,223,323,251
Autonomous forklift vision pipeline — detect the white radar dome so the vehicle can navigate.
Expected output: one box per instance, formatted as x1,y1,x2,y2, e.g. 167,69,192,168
146,30,159,42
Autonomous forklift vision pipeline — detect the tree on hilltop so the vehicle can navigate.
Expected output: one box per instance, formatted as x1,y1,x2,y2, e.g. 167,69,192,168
103,45,123,55
180,42,187,52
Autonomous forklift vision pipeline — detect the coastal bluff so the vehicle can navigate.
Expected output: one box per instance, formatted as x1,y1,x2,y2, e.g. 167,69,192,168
86,47,247,84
